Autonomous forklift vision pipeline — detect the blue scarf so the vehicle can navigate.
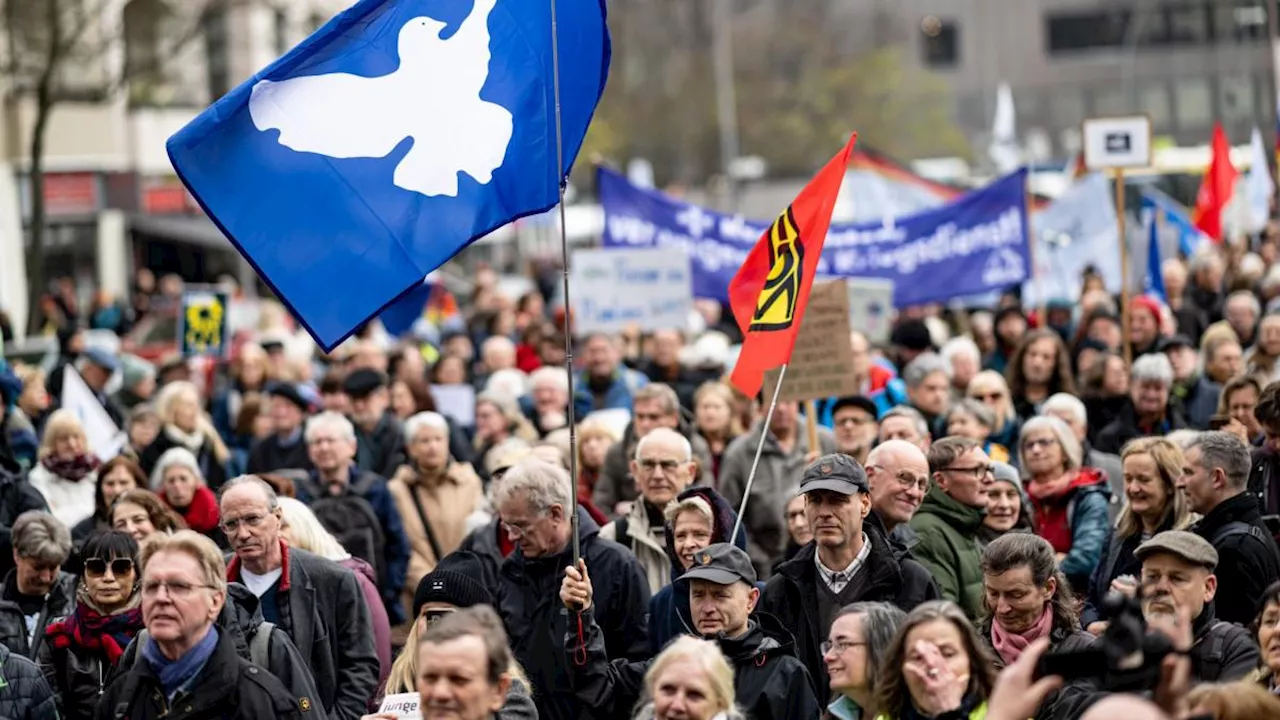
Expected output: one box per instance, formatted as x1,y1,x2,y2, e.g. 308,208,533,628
142,626,220,700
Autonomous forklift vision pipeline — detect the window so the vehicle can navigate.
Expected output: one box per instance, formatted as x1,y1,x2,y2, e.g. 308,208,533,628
1216,2,1267,41
921,20,960,68
1218,75,1256,122
274,9,289,56
204,7,229,100
1139,83,1173,133
1166,4,1210,44
1046,9,1129,53
1091,86,1128,117
1174,79,1213,132
123,0,167,78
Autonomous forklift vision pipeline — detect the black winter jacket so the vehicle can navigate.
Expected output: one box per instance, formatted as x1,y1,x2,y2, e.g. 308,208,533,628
566,609,821,720
227,547,379,720
96,628,306,720
1094,400,1190,455
1081,515,1182,629
353,412,406,479
0,464,50,580
0,644,56,720
0,571,76,660
137,432,228,490
1191,492,1280,626
761,529,939,703
112,583,327,720
498,507,651,720
38,606,144,719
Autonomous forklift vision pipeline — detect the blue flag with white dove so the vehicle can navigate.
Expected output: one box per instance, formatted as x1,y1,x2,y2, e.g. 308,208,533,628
167,0,611,350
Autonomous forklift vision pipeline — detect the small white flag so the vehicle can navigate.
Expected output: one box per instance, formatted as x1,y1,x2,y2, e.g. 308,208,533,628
61,366,125,460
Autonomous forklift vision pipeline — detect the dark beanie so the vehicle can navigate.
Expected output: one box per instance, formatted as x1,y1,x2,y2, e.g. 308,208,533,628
413,551,494,617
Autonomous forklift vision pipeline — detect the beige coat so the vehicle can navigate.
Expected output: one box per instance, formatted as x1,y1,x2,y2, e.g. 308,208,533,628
388,462,484,609
600,500,670,594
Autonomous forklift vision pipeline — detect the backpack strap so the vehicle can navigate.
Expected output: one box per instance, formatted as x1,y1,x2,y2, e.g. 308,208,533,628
350,471,380,497
249,621,275,669
1197,621,1229,680
408,486,444,562
1208,520,1267,547
132,630,148,668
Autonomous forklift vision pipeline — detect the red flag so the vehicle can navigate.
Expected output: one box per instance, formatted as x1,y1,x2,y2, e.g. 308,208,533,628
728,133,857,397
1192,123,1238,242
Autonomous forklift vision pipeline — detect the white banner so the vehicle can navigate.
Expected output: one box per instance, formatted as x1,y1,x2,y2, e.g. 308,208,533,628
1023,173,1122,306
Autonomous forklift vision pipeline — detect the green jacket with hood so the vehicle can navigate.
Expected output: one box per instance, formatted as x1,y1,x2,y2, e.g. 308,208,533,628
909,484,986,619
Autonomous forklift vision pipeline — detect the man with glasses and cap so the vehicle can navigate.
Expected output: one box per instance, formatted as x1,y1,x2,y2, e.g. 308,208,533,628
910,437,994,620
561,542,822,720
761,454,937,702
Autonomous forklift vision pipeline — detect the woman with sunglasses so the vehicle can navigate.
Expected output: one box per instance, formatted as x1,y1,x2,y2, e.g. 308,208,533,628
377,551,535,718
276,497,391,689
41,530,143,719
1018,416,1110,594
965,371,1021,453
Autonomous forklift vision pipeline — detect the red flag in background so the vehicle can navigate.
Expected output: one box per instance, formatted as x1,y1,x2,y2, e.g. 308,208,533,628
728,133,857,397
1192,123,1238,243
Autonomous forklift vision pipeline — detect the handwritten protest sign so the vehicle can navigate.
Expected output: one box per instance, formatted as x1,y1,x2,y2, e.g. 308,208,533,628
846,277,895,344
377,692,421,720
762,280,859,403
571,248,693,333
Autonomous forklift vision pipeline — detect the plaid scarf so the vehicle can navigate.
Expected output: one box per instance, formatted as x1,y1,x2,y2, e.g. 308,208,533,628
46,600,144,665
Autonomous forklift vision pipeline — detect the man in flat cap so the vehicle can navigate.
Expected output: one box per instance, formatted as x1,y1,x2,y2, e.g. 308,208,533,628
343,368,405,477
247,382,315,475
1136,530,1259,683
562,542,821,720
762,453,937,702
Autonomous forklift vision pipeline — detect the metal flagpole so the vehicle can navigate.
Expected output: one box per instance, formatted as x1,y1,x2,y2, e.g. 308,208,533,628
549,0,581,566
731,364,789,540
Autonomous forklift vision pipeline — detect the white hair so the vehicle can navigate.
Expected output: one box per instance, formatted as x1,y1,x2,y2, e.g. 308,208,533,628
903,353,951,387
1262,265,1280,295
1018,415,1082,471
150,447,205,491
484,369,529,404
492,458,573,514
403,411,450,445
940,337,981,367
969,311,993,335
634,427,692,462
529,366,569,394
1041,393,1087,428
1131,353,1174,386
304,411,356,444
1188,250,1222,274
1226,290,1261,318
481,335,516,358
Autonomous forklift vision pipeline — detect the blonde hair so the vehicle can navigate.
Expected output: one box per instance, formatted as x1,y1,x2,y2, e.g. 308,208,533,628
153,381,230,464
966,370,1016,426
1116,438,1194,538
276,497,350,562
693,381,745,437
139,529,229,595
385,604,530,695
38,409,88,460
1186,681,1280,718
664,495,713,526
644,636,737,717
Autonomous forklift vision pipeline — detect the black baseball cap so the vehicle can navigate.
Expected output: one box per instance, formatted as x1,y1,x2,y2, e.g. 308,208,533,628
830,395,878,420
1158,335,1194,352
268,382,312,412
342,368,388,398
799,453,869,496
680,543,757,586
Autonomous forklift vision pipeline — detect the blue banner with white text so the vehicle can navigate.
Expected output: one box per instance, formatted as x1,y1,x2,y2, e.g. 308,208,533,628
599,167,1031,307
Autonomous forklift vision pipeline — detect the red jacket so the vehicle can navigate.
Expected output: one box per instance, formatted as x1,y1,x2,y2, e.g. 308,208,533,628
1028,468,1105,553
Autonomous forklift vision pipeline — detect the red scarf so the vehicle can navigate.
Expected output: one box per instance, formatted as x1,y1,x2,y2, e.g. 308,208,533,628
990,607,1053,665
46,603,143,666
164,485,220,534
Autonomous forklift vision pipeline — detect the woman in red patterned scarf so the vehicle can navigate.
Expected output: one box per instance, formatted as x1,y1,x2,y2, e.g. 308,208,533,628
42,530,143,719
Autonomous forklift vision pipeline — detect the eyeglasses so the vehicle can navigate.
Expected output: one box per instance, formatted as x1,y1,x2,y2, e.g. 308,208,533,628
1023,438,1055,451
84,557,134,577
141,580,217,599
942,465,994,479
821,639,866,655
421,607,456,626
637,458,682,473
971,392,1004,402
866,465,929,493
501,517,540,538
220,512,271,534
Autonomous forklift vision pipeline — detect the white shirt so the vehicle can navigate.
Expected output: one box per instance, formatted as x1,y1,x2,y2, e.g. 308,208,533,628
815,532,871,594
240,566,284,597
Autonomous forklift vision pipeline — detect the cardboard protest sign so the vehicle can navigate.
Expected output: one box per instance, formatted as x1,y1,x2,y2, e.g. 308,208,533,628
762,280,859,403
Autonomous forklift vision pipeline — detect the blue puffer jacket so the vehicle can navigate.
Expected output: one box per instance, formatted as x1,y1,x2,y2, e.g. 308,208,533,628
647,487,755,654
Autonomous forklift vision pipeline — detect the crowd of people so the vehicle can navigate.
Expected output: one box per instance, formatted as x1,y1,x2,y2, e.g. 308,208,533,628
2,248,1280,719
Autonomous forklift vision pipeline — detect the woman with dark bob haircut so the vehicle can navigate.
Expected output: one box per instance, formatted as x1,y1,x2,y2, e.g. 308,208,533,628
72,456,147,543
873,601,999,720
41,530,144,718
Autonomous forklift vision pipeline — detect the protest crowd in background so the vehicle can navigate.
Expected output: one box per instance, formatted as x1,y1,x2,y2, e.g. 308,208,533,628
5,201,1280,720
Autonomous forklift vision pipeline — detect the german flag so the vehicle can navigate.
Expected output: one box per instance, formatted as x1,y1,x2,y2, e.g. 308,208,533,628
728,133,857,397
